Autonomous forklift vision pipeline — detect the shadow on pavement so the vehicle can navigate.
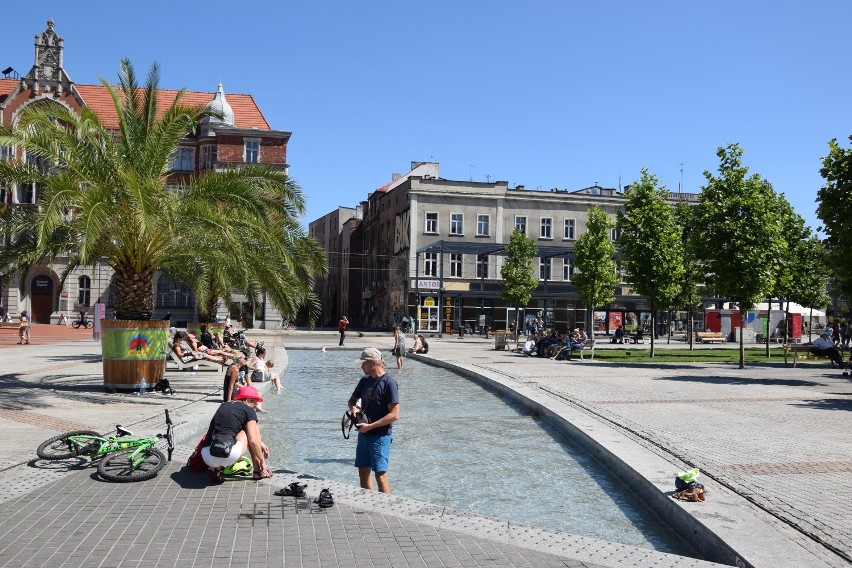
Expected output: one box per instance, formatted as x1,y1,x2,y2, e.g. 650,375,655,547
791,398,852,411
654,375,826,388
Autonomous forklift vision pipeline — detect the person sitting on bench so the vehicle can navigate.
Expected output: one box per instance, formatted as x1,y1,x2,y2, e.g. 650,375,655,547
521,336,537,356
808,331,844,367
612,325,625,344
631,328,644,343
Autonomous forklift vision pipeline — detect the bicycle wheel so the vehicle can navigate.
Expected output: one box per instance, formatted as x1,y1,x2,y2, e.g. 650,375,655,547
71,321,81,329
97,447,167,482
37,430,101,460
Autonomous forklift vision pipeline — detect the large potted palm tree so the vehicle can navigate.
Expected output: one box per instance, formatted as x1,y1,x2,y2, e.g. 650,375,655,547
0,59,325,391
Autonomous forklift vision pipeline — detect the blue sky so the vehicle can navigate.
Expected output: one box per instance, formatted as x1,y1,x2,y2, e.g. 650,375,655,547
4,2,851,231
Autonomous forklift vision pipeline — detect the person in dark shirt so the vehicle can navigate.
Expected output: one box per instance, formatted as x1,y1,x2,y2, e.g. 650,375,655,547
347,348,400,494
201,385,272,484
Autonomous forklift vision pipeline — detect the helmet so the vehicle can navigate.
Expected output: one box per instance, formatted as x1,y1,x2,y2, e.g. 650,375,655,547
234,385,263,402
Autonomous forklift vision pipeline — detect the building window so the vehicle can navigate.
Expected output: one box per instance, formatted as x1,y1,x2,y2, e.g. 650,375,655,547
0,146,10,162
476,214,490,236
539,258,551,281
515,216,527,235
171,147,195,171
476,254,489,278
156,274,195,308
424,252,438,277
564,218,576,240
610,227,619,242
244,139,260,163
450,213,464,235
450,253,463,277
563,258,573,281
540,218,552,239
200,145,217,169
78,275,91,307
425,212,438,234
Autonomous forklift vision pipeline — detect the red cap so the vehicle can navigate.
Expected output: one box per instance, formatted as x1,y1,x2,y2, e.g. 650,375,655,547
234,385,263,402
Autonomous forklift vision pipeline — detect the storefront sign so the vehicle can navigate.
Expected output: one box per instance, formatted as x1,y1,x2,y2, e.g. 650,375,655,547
412,279,440,290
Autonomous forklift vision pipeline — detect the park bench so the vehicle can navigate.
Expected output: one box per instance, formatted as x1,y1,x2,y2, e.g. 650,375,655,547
695,332,725,344
0,322,20,339
560,339,596,361
782,343,841,368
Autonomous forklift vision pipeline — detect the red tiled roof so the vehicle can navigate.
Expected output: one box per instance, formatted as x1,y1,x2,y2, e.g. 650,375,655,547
0,78,271,130
74,84,271,130
375,181,393,193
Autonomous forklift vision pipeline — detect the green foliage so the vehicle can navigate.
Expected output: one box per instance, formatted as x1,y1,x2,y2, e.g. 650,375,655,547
771,195,810,300
0,59,326,321
673,202,704,310
787,236,830,311
572,207,617,320
817,135,852,299
617,169,684,308
499,228,539,308
693,144,786,312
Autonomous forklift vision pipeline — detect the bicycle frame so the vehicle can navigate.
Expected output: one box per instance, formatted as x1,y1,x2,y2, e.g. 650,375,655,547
105,410,174,469
66,409,174,462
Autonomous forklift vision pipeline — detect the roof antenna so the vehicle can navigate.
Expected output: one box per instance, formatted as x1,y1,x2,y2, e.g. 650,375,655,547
679,162,684,193
468,164,475,182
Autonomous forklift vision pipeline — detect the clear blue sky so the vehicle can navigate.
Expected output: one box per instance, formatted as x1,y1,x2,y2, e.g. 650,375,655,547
4,2,851,232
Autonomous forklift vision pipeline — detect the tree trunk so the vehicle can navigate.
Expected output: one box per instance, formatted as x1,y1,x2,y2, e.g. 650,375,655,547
114,269,154,321
649,299,655,357
688,305,694,350
739,313,745,369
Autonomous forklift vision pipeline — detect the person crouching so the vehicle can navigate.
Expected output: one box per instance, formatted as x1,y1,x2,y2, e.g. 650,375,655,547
201,385,273,484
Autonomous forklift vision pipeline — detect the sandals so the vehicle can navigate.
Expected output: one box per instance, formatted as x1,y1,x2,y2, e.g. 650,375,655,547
274,482,307,497
314,488,334,508
252,468,274,480
208,467,225,485
672,487,705,502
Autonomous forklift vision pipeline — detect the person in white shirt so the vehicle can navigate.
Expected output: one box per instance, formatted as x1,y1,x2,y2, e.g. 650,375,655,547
809,332,844,367
522,337,537,356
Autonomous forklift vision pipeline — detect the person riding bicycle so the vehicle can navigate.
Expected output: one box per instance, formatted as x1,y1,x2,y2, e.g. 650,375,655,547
201,385,273,484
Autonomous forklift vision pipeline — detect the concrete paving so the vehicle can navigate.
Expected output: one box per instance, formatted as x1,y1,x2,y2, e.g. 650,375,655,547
0,325,848,567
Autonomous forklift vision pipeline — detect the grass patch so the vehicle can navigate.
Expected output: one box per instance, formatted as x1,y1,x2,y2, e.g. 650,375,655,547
592,348,789,364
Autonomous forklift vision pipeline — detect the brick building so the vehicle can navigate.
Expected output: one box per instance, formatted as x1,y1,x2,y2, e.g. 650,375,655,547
0,20,291,327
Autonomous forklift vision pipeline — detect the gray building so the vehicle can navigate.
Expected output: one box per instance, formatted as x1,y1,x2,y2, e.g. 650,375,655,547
312,161,701,335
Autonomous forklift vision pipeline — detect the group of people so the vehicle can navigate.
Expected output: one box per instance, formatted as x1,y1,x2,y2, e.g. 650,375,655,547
610,325,644,344
201,346,401,496
521,327,588,360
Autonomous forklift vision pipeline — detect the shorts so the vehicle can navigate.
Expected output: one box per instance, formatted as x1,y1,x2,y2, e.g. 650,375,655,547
355,433,392,473
201,440,244,468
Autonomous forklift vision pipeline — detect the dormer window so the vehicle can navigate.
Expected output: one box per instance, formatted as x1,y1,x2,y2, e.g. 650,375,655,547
171,147,195,171
244,139,260,163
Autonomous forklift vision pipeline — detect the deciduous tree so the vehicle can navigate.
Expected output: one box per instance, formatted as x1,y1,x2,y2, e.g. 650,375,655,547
499,228,539,336
573,206,617,332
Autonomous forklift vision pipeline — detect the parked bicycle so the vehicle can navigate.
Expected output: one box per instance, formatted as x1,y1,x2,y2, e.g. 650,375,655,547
36,409,174,482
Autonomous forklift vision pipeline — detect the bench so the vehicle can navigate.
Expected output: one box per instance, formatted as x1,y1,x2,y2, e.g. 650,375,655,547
0,322,22,339
783,343,841,367
554,339,596,361
695,332,725,344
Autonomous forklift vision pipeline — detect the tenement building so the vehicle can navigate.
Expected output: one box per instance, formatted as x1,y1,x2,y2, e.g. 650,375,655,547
0,20,291,327
311,161,701,336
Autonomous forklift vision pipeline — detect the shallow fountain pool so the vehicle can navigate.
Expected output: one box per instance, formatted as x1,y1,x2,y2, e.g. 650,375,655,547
260,349,697,557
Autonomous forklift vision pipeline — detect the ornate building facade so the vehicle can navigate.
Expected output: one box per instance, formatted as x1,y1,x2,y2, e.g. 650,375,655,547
0,20,291,326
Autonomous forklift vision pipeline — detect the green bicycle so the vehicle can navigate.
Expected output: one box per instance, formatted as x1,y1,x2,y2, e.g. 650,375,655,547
36,409,174,483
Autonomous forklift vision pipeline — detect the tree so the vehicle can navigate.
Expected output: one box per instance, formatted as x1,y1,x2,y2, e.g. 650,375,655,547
787,236,830,341
572,206,618,332
694,144,786,368
674,202,704,350
617,169,684,356
0,59,325,322
768,196,810,350
817,135,852,300
499,228,539,336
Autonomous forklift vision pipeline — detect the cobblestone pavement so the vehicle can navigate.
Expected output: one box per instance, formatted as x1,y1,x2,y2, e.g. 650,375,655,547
1,330,847,567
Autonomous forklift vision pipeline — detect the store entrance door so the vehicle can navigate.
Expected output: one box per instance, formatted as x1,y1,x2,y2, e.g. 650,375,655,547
418,296,439,332
31,274,54,323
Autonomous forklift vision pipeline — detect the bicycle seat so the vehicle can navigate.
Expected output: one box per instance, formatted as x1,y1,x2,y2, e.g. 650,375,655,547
116,426,134,437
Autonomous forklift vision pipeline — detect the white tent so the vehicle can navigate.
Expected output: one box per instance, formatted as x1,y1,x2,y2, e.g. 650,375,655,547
754,301,826,317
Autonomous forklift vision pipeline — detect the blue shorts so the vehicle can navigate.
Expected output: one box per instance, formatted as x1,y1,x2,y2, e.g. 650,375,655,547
355,433,393,473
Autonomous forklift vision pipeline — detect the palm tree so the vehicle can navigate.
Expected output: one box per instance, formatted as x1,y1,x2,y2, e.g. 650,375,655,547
0,59,325,322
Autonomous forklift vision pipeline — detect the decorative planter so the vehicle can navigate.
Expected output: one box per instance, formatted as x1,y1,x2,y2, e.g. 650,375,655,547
101,320,169,392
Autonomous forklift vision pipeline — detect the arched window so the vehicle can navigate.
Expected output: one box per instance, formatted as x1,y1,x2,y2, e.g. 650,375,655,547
78,275,91,307
156,274,194,308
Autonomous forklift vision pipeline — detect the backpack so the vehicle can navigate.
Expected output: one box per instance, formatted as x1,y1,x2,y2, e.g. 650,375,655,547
186,435,207,472
154,378,175,395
